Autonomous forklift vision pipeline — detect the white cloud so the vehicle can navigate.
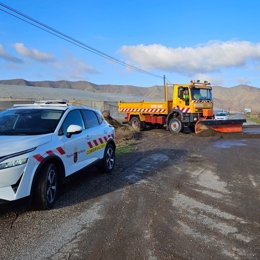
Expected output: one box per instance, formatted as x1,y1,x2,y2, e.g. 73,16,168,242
67,57,98,79
235,77,251,85
0,44,23,63
14,43,55,62
119,41,260,74
192,73,224,86
54,54,98,80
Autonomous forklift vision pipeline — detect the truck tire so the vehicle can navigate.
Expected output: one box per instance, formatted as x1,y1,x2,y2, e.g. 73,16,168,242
169,118,183,134
130,117,143,131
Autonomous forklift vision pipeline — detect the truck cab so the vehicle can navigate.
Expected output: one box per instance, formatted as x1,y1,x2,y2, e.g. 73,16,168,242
166,81,214,133
172,81,213,113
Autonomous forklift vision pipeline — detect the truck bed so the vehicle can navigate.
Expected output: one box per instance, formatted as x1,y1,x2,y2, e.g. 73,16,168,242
118,100,172,114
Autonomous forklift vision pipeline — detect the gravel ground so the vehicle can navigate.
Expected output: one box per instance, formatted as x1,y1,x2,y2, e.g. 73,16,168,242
0,128,259,260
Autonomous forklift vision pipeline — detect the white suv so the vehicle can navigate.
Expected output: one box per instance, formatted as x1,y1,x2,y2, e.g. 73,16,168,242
215,111,228,120
0,100,116,209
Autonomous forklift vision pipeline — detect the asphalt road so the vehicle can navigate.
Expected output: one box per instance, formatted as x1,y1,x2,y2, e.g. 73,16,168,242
0,128,259,260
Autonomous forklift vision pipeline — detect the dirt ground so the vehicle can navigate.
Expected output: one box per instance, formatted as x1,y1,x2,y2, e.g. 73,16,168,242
0,127,259,260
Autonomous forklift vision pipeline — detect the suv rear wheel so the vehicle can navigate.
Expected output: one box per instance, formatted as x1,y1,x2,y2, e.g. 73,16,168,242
99,143,115,173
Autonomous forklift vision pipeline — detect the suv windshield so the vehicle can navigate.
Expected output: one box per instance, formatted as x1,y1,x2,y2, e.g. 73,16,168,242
191,88,212,101
0,109,64,135
216,112,227,116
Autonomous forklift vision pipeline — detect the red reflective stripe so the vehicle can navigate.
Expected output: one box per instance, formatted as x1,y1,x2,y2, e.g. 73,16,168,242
56,147,65,155
104,136,108,142
99,138,104,144
46,150,54,156
34,154,44,162
88,142,93,148
93,140,99,146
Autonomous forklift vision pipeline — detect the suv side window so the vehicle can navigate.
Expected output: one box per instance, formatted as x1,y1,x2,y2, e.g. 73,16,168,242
96,112,104,124
81,109,100,128
60,109,84,135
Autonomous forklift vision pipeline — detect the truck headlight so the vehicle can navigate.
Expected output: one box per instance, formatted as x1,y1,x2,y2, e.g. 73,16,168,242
0,158,28,170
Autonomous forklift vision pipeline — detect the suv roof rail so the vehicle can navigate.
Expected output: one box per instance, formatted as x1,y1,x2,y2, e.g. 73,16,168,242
13,99,70,108
34,99,69,105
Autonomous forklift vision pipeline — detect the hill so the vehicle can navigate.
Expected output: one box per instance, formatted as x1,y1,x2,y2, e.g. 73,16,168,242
0,79,162,98
0,79,259,112
212,85,260,112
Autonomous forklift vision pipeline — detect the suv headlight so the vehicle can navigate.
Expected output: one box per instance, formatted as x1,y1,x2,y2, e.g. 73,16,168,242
0,158,28,170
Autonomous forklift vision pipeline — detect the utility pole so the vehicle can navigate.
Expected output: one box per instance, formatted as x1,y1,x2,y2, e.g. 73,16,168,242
163,75,167,101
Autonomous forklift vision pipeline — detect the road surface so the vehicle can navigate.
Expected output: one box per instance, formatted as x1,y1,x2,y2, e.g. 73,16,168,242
0,129,259,259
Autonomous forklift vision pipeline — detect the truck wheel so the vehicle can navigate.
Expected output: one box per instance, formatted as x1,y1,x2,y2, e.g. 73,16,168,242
169,118,183,134
130,117,142,131
34,163,59,210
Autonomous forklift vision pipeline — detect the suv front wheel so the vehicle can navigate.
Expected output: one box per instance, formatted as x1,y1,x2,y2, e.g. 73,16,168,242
34,162,59,210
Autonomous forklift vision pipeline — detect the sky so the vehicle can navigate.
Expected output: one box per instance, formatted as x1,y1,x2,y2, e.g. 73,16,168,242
0,0,260,88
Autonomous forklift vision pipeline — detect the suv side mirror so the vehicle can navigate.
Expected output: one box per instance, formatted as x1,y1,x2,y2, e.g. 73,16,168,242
66,124,83,138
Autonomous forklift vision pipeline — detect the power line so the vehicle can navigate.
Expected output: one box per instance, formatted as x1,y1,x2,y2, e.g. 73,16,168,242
0,2,163,80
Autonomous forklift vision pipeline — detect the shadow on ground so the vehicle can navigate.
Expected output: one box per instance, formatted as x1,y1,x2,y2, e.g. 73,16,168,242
0,147,187,214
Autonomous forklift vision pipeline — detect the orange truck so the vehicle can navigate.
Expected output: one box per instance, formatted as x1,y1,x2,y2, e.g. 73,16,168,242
118,80,246,134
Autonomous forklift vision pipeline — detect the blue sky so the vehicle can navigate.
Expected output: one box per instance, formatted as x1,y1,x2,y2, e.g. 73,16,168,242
0,0,260,87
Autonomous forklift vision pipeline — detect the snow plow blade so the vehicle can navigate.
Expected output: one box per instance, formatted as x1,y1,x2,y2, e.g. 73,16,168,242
195,119,246,136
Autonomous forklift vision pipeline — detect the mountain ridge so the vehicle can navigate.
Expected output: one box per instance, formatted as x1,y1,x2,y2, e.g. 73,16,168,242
0,79,259,112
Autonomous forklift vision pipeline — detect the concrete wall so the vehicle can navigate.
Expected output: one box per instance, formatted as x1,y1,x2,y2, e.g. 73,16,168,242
70,100,123,119
0,98,35,111
0,99,123,119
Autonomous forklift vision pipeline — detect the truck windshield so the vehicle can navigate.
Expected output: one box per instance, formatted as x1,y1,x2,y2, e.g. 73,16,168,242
191,88,212,101
0,109,63,135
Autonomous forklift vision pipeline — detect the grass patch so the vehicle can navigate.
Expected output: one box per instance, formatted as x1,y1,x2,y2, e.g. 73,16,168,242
249,117,260,123
116,143,136,156
246,113,260,123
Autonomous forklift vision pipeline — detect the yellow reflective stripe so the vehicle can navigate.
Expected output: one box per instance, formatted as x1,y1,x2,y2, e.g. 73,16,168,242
86,143,106,155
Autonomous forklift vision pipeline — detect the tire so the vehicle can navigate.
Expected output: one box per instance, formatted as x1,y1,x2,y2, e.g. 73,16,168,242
169,118,183,134
130,117,142,131
100,143,115,173
34,163,59,210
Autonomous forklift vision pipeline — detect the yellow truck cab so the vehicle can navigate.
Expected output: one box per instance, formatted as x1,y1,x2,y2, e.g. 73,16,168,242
168,81,213,132
118,80,214,133
173,82,213,114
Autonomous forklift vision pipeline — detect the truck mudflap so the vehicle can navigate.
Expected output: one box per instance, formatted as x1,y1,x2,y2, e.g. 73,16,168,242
195,119,247,135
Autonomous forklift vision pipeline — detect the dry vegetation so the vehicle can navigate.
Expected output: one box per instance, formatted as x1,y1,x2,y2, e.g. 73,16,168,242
102,110,138,145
